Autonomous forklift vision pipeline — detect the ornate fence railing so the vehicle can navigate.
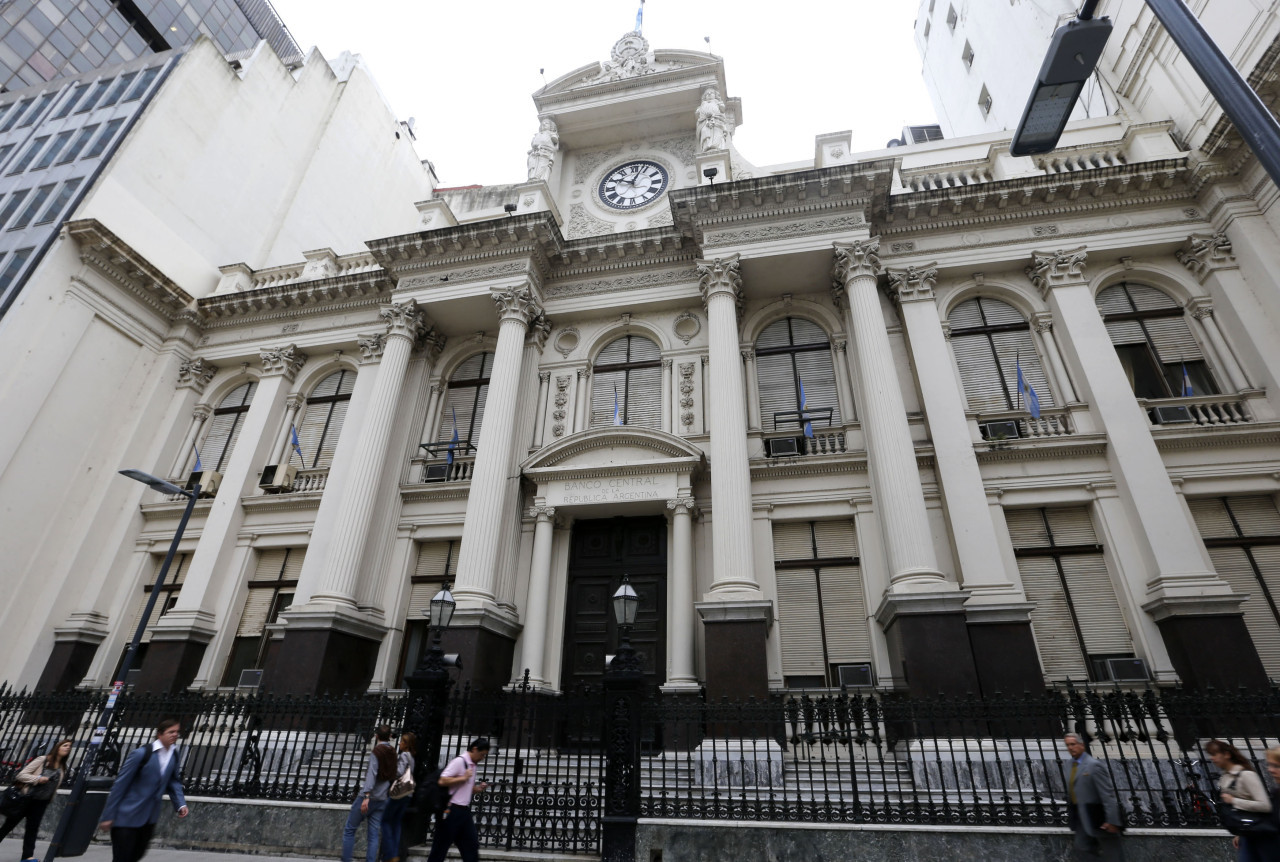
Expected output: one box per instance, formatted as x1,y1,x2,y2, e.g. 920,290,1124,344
0,681,1276,853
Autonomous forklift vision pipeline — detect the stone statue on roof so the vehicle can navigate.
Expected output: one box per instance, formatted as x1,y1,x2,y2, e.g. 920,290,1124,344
526,117,560,182
696,87,731,153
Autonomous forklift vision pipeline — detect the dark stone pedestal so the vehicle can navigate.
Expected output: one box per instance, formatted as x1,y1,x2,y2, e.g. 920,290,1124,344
877,593,981,698
36,640,100,692
261,627,380,695
134,638,207,693
438,613,519,694
1155,612,1267,690
967,619,1045,697
695,601,771,703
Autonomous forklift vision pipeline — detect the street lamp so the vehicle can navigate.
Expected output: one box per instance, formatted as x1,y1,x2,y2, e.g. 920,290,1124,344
415,583,459,676
608,576,643,677
42,469,201,862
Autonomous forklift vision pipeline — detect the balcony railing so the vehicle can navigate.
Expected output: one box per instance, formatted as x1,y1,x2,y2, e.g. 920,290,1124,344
1142,395,1252,427
977,408,1074,441
288,468,329,493
762,431,848,458
409,456,476,484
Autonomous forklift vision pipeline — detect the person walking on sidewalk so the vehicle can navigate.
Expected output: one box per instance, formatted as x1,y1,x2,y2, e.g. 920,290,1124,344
1209,739,1279,862
0,737,72,861
379,731,416,862
1063,733,1125,861
341,725,398,862
425,738,490,862
99,719,189,862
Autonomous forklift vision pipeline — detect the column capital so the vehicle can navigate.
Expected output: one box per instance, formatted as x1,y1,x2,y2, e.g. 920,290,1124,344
260,343,308,380
1176,231,1234,281
740,348,754,363
1031,311,1054,333
696,254,743,315
528,504,556,522
539,370,552,383
884,263,939,304
1025,246,1087,296
526,313,552,350
832,336,848,352
357,332,386,364
831,237,882,308
177,357,217,393
492,281,544,325
192,403,214,421
284,392,306,410
667,496,697,514
380,298,430,342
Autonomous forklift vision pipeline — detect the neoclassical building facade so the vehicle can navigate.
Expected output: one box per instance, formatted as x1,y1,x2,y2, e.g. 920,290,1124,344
6,29,1280,699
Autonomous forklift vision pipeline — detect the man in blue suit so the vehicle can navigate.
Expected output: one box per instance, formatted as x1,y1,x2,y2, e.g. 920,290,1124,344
98,718,189,862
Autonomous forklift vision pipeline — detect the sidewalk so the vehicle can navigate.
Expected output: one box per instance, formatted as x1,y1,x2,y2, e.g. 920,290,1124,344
50,847,318,862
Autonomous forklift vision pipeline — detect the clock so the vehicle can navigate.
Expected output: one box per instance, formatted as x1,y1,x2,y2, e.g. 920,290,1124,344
597,160,669,210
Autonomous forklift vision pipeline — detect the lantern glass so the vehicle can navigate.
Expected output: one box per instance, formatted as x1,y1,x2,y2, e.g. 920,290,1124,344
611,580,639,627
429,586,456,630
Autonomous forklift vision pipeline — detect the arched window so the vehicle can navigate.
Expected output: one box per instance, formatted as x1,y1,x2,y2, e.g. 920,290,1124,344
1096,282,1217,399
202,381,256,472
436,352,493,452
591,335,662,428
948,297,1053,413
755,317,841,431
294,370,354,469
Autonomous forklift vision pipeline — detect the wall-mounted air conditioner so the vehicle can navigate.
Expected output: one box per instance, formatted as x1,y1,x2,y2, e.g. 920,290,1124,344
185,470,222,496
258,464,297,492
237,669,263,690
1152,405,1194,425
1104,657,1150,682
981,420,1021,441
835,663,874,688
422,463,450,483
766,437,801,457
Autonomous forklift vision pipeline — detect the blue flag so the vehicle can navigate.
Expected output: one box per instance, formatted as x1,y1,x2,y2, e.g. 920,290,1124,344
1016,357,1041,420
447,407,459,465
635,0,644,32
192,442,202,473
290,424,304,464
613,385,623,425
1181,361,1194,397
798,376,814,439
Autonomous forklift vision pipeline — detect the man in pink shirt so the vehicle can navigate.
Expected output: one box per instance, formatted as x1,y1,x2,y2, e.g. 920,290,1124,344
425,738,490,862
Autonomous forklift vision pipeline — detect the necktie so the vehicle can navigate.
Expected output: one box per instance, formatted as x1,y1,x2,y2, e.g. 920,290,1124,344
1069,762,1078,805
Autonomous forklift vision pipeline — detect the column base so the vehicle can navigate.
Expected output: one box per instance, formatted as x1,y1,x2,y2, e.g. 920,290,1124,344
36,639,101,692
440,607,521,694
135,636,209,694
876,591,981,697
1145,595,1268,689
696,600,771,703
262,607,385,695
965,602,1045,697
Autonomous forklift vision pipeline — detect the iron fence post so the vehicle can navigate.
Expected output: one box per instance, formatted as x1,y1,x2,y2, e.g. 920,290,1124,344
602,645,643,862
402,642,454,852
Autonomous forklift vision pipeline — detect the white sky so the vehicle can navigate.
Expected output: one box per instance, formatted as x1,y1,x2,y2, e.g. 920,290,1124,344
267,1,938,188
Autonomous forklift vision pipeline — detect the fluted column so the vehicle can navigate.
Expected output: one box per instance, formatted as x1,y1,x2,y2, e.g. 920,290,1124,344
453,282,544,608
574,367,590,431
666,497,698,687
697,255,759,598
830,337,856,422
534,371,551,445
742,350,761,431
660,359,672,433
1187,299,1251,392
272,394,305,466
311,301,429,606
832,239,946,592
519,505,557,687
171,403,212,477
1030,312,1078,404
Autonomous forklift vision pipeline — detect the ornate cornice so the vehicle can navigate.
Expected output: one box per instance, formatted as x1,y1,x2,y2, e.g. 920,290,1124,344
696,254,742,315
176,357,217,392
199,269,391,321
1025,246,1088,296
260,343,308,380
1176,231,1235,281
884,263,938,304
64,219,194,322
492,281,545,325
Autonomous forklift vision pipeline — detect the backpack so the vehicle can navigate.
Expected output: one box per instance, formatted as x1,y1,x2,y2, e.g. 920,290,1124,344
417,758,460,817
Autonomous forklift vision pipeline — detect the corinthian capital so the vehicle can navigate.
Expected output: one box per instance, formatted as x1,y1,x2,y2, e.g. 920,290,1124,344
1176,231,1234,281
1025,246,1087,296
177,357,217,393
380,299,429,342
526,313,552,350
492,281,544,325
884,263,938,304
357,333,386,364
260,344,308,380
696,254,743,313
831,238,882,307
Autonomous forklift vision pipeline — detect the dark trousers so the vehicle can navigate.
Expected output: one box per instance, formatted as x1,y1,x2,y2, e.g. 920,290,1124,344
1067,809,1125,861
425,805,478,862
0,797,49,859
110,823,156,862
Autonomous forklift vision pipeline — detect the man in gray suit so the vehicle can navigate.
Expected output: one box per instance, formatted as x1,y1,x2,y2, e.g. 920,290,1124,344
1063,733,1125,860
98,718,189,862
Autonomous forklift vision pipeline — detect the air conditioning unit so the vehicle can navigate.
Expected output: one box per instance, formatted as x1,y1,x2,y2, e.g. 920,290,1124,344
766,436,801,457
981,420,1021,441
835,663,874,688
258,464,297,492
236,669,263,690
185,470,222,496
1152,405,1194,425
1104,657,1150,682
422,463,450,483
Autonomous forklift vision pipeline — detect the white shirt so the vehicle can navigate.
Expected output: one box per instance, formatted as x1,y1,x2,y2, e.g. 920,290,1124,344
151,739,175,775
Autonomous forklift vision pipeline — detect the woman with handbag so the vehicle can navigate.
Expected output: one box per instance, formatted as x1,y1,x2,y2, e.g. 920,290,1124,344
0,738,73,861
1208,739,1280,862
341,725,398,862
379,732,417,862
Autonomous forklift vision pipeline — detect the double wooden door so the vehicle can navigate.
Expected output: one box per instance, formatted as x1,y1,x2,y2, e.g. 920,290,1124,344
560,517,667,692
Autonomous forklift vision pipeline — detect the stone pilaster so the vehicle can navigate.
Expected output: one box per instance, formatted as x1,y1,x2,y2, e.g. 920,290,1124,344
1030,312,1078,404
665,497,699,689
518,505,557,688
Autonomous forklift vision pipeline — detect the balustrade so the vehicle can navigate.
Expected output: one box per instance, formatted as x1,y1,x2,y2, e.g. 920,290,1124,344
1141,395,1252,427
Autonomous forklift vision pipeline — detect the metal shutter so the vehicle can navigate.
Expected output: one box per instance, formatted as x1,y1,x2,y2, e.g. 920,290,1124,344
1126,283,1179,311
1043,507,1098,546
1143,316,1203,363
590,368,626,427
793,349,842,425
1104,319,1146,346
126,554,189,641
756,352,797,430
951,334,1008,412
203,381,257,472
1188,498,1236,539
1005,509,1052,548
1227,496,1280,537
408,541,457,616
1208,547,1280,677
1059,553,1133,654
236,589,275,637
297,371,355,469
978,298,1024,326
756,318,792,350
773,522,814,561
1017,555,1089,680
813,520,858,558
777,567,823,675
596,337,631,365
437,384,485,445
1095,285,1134,315
625,365,662,429
281,548,305,581
819,565,871,664
991,328,1055,408
948,298,984,329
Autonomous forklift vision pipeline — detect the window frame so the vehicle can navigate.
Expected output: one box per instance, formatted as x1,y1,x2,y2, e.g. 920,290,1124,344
591,335,663,428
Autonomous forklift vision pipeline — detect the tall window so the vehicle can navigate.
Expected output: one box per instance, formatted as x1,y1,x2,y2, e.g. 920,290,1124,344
948,297,1053,412
756,317,842,431
202,381,257,473
435,353,492,454
222,548,303,686
1096,282,1217,399
591,335,662,428
295,370,354,469
773,520,869,688
1006,507,1135,681
116,553,189,678
1189,496,1280,678
397,540,459,686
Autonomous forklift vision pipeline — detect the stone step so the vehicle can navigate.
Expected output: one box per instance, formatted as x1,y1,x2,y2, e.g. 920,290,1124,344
407,847,598,862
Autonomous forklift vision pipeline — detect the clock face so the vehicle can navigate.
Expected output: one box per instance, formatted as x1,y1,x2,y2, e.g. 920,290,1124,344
598,160,669,210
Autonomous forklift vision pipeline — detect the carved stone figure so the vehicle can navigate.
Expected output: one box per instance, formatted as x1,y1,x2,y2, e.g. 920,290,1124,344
526,118,560,183
696,88,730,153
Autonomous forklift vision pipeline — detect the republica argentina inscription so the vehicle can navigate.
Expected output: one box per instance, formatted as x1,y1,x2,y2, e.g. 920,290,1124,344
545,473,678,506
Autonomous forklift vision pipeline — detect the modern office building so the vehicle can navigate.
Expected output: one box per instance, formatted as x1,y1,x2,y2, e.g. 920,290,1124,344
3,7,1280,703
0,0,301,92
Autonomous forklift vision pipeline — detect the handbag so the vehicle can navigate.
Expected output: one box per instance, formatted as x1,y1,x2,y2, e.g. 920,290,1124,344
0,784,28,819
389,764,416,800
1217,776,1280,837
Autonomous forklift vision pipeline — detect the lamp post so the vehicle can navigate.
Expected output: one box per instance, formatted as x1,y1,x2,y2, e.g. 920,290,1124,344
42,469,200,862
403,584,459,852
602,576,643,862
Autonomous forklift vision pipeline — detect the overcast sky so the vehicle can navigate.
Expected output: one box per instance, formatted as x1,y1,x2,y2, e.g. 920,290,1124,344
267,1,938,188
